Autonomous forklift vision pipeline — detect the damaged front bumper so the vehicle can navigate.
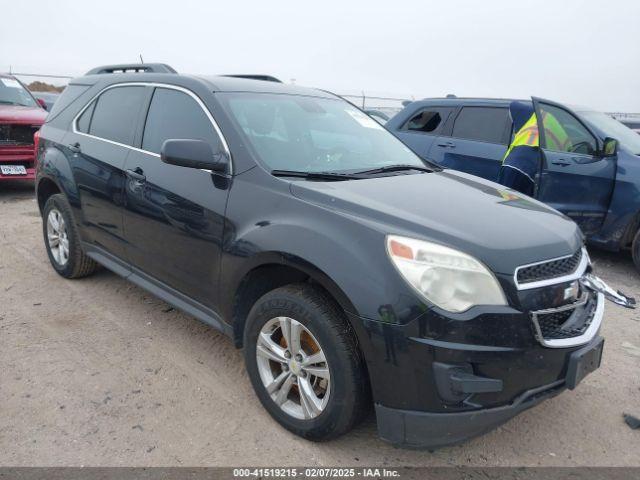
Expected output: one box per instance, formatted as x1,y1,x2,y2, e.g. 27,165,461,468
370,269,633,450
376,335,605,449
581,273,636,309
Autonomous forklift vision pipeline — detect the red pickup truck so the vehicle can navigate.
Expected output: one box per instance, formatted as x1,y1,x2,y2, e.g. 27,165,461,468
0,74,48,182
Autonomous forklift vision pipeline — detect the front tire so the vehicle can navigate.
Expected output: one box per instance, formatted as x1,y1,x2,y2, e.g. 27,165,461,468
243,283,369,441
42,194,98,279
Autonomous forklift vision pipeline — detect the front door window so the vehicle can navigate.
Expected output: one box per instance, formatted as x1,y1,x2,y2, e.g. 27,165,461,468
539,104,597,156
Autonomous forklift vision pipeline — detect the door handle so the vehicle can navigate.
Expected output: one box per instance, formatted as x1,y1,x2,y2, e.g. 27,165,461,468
436,141,456,148
126,168,146,182
571,156,597,165
68,142,81,154
551,159,572,167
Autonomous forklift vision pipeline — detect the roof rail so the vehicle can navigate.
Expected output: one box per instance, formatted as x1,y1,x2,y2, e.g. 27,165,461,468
86,63,177,75
222,74,282,83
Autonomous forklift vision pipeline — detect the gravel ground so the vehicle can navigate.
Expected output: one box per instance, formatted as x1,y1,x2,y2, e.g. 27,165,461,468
1,180,639,467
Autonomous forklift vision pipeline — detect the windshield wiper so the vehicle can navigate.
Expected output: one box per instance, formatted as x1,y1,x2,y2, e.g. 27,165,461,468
354,164,437,176
271,169,365,181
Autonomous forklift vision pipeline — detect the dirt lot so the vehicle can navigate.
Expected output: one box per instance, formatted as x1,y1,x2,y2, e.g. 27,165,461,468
1,180,639,467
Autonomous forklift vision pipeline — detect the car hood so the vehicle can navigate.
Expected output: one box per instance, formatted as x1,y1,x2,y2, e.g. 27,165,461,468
0,105,47,124
290,170,583,275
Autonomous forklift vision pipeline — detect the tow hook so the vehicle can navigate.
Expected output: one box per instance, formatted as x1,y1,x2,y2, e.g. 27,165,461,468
580,273,636,309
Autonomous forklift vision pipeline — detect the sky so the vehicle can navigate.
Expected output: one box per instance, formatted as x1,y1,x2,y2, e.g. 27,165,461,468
2,0,639,112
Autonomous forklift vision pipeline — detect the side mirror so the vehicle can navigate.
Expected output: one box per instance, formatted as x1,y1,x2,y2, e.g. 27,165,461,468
36,98,48,111
160,139,229,172
602,137,618,157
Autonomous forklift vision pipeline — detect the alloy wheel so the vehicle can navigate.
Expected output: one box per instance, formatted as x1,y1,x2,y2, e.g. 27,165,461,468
47,208,69,266
256,316,331,420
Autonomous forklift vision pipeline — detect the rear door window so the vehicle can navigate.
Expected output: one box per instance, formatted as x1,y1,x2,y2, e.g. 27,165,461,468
142,87,222,154
88,86,147,145
451,107,510,144
402,107,453,134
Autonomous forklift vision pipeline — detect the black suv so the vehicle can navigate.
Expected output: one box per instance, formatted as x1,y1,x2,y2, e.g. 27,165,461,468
36,63,607,448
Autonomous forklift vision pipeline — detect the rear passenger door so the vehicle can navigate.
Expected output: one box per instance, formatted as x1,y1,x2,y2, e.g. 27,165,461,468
69,85,148,260
392,106,454,158
428,106,511,181
122,86,231,310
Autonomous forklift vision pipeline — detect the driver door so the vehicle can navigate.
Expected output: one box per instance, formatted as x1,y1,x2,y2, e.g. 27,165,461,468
533,97,616,235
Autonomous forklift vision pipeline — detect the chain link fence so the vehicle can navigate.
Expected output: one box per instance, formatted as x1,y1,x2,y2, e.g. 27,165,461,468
5,69,640,126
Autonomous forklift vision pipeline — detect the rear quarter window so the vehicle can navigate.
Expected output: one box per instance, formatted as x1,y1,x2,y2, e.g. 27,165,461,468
76,101,95,133
45,84,91,123
401,107,451,134
451,107,511,144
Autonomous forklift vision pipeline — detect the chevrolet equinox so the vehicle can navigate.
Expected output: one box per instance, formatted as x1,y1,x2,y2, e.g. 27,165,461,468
35,63,609,448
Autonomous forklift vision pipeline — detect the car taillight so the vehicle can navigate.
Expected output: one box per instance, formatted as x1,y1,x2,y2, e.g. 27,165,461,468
33,129,41,166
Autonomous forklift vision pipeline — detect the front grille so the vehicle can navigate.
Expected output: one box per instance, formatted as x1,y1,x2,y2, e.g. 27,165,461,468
535,309,590,339
531,292,597,345
0,124,39,146
517,249,583,285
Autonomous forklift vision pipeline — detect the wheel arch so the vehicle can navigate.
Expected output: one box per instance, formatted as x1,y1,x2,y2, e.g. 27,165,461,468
621,209,640,250
36,176,62,213
230,252,358,349
36,140,81,209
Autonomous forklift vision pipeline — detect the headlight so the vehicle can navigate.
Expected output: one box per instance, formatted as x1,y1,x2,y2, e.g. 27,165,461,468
386,235,507,313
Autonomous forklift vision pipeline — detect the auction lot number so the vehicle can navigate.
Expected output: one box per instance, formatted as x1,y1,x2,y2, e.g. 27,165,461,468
233,468,400,478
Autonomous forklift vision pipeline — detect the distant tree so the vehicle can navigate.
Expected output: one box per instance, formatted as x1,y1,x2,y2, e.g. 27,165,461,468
27,81,65,93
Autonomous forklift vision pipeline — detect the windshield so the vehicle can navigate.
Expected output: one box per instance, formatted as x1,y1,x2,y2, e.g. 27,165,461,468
579,111,640,155
0,77,38,108
218,92,428,173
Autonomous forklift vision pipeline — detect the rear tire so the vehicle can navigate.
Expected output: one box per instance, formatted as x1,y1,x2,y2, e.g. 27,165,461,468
42,194,99,279
243,283,369,441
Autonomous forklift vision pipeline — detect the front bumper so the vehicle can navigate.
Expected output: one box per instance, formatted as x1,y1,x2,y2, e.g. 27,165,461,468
347,283,606,449
0,167,35,181
376,335,604,449
0,145,37,181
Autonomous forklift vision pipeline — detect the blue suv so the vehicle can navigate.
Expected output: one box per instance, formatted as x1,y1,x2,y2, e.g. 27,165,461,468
387,97,640,271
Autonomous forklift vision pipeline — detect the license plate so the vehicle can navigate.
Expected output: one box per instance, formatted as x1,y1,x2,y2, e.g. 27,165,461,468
566,337,604,390
0,165,27,175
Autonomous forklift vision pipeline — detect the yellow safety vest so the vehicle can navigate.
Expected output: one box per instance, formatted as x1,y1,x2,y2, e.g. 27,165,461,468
503,111,572,162
503,113,539,161
541,111,571,152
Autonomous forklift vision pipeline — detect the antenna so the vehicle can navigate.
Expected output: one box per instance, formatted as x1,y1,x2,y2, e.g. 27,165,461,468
139,54,144,64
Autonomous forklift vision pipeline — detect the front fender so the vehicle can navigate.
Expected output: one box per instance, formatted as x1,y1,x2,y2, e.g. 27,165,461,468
218,171,425,326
